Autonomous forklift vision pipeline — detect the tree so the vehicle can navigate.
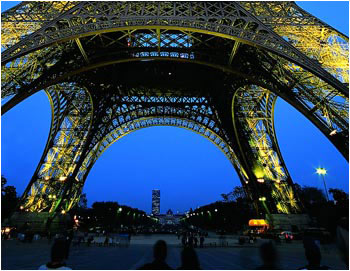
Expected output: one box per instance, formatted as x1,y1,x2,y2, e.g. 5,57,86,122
1,176,19,219
299,186,326,205
232,186,246,200
2,175,7,195
221,186,246,202
329,188,348,205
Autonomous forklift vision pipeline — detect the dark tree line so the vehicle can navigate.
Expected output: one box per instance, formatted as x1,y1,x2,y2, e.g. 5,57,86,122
185,186,254,233
185,184,348,234
1,175,348,235
1,175,19,220
294,184,348,234
71,200,157,231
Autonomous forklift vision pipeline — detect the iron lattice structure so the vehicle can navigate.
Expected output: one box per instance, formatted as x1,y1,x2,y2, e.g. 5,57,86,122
1,1,348,217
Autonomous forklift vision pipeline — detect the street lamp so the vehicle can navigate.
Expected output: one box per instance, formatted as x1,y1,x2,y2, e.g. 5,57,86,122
316,167,329,201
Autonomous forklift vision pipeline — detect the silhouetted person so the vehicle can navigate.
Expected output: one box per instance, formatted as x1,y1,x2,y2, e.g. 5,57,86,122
199,235,204,248
181,235,186,247
139,240,172,270
177,247,201,270
299,241,329,270
87,235,93,247
257,241,279,270
39,239,71,270
336,217,349,269
193,236,198,248
188,235,194,248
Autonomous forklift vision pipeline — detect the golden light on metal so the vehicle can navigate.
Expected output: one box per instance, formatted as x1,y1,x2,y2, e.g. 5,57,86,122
329,130,337,136
2,1,346,217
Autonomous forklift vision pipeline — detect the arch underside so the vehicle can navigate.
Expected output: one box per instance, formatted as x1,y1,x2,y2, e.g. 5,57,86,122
1,1,348,217
17,82,301,215
19,87,247,212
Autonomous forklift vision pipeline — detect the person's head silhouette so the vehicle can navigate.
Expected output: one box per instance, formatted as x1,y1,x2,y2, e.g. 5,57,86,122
259,241,278,269
51,239,68,263
39,239,71,269
154,240,167,262
180,246,200,269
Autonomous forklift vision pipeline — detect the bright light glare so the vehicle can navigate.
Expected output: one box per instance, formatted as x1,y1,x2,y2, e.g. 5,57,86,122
316,168,327,175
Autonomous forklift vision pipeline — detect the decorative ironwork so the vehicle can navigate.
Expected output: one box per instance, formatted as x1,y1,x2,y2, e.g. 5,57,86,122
1,1,348,217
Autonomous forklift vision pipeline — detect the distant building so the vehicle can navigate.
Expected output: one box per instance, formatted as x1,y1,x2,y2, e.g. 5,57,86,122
152,189,160,215
156,209,184,225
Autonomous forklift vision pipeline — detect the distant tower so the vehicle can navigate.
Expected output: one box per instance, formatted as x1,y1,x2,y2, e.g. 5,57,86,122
152,190,160,215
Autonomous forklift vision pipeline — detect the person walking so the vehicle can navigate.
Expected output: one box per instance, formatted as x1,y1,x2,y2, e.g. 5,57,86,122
188,234,194,248
200,235,205,248
181,234,186,247
193,236,198,248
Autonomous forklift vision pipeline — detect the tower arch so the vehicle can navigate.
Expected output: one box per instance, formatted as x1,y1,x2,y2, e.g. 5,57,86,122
1,2,348,218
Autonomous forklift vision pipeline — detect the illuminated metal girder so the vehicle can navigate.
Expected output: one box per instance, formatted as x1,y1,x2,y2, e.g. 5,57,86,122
1,1,348,216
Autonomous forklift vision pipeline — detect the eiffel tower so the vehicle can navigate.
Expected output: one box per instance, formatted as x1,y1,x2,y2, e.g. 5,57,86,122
1,2,348,222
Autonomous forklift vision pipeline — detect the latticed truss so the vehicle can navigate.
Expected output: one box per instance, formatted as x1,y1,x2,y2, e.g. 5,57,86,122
1,1,348,218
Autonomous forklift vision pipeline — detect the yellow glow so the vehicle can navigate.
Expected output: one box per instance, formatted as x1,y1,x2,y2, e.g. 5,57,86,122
316,168,327,175
257,178,265,183
61,210,66,214
253,167,265,179
248,219,268,227
44,176,50,181
329,130,337,136
259,197,266,201
59,176,67,181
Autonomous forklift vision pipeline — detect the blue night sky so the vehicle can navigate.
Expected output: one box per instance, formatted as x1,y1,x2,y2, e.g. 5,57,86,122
1,1,349,214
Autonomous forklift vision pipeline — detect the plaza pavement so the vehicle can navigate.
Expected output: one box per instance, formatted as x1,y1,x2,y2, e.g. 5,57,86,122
2,234,347,270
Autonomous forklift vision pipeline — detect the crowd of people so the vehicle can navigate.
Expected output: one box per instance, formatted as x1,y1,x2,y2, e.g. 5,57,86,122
178,231,207,248
38,232,348,270
4,220,348,270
